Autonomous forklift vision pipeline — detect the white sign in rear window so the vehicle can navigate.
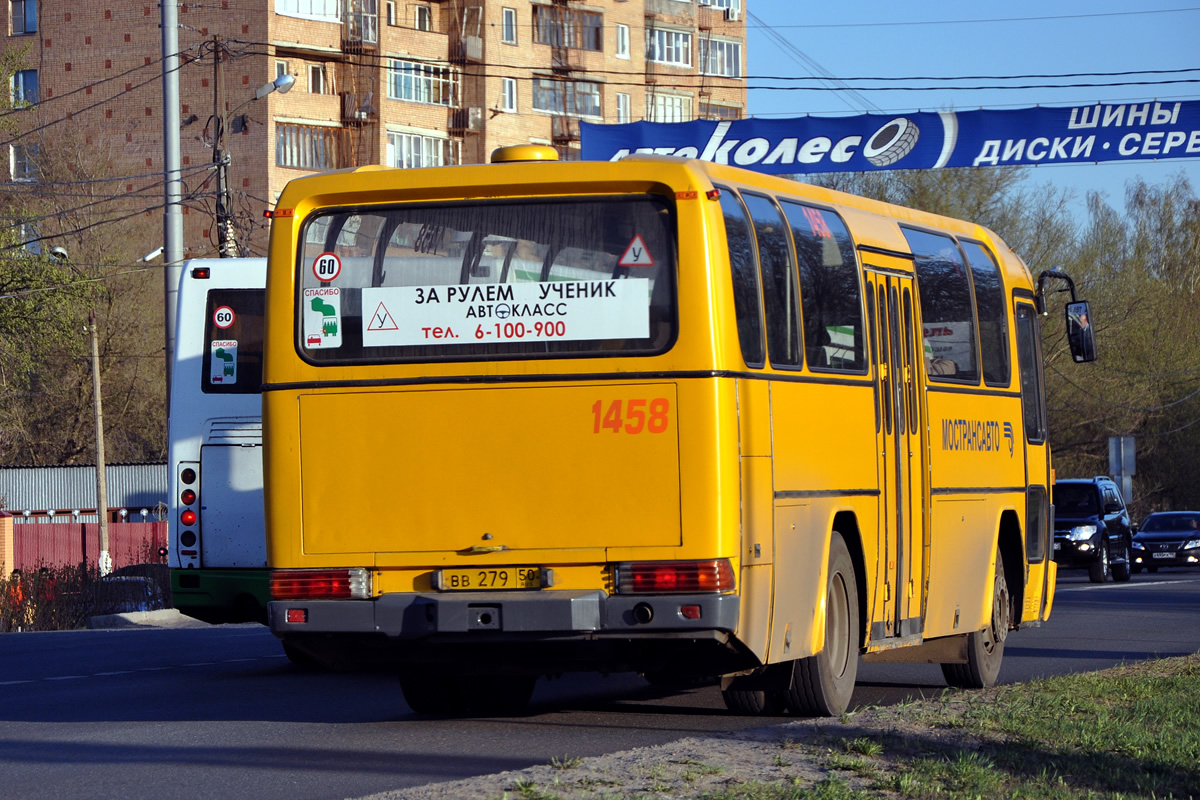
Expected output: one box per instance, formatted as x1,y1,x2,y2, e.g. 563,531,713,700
362,279,650,347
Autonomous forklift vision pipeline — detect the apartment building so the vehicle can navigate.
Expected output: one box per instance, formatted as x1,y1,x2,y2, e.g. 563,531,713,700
4,0,747,258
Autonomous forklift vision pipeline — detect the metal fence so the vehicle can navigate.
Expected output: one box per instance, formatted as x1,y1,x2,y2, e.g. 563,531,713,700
11,522,167,572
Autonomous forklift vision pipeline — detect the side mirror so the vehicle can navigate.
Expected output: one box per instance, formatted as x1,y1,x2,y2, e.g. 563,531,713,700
1065,300,1097,363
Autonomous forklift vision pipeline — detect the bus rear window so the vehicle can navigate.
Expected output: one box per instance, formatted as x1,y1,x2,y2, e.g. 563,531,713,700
202,289,264,394
296,196,676,363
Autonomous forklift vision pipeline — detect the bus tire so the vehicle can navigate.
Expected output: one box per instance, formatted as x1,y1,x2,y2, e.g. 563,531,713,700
400,671,468,715
721,687,785,716
460,674,537,716
784,531,859,717
941,548,1008,689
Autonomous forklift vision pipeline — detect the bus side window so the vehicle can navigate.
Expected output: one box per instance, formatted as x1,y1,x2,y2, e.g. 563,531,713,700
904,228,980,383
1015,304,1047,443
717,188,765,368
741,192,801,369
778,200,865,372
961,241,1010,386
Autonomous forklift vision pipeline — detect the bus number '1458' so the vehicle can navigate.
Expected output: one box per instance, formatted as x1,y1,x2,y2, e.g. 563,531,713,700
592,399,670,434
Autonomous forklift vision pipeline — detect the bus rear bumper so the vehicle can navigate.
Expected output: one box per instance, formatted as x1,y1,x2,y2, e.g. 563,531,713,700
269,590,739,637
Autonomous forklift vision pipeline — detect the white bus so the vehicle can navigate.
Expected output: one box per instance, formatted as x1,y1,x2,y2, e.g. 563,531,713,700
167,258,268,623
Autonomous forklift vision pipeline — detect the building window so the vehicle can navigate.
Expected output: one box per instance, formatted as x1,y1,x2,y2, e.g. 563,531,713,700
275,0,339,22
308,64,327,94
10,69,37,107
615,23,629,59
385,0,396,25
414,4,431,30
700,101,740,120
387,131,452,169
533,5,601,52
647,29,691,67
387,59,459,107
533,78,601,118
699,0,740,8
275,60,290,81
647,92,691,122
501,7,517,44
10,0,36,35
616,92,631,124
501,78,517,112
10,142,38,182
276,124,343,170
699,39,742,78
345,0,378,44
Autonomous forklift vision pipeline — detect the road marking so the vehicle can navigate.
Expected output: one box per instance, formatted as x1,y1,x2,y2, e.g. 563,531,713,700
1057,578,1200,592
19,654,285,686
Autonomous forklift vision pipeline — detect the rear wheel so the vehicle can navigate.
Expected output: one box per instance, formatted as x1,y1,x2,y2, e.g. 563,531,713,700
721,686,785,716
400,672,535,716
784,532,859,716
942,549,1009,689
1112,539,1132,582
1088,540,1110,583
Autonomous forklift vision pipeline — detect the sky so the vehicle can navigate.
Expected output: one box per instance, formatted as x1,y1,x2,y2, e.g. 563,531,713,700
743,1,1200,217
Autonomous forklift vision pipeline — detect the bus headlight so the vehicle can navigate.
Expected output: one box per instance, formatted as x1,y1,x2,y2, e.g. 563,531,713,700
1068,525,1098,541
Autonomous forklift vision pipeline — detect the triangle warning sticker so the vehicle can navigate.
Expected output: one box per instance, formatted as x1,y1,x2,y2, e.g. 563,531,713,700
367,302,399,331
618,234,655,267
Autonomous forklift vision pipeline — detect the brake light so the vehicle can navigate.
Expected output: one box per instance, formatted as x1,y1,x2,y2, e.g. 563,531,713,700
181,489,196,505
615,559,735,594
180,509,197,526
270,568,372,600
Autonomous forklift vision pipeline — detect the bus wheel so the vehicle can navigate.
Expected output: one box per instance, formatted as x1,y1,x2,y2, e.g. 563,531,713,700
942,549,1008,689
721,686,785,716
459,674,537,716
784,531,859,716
400,671,468,715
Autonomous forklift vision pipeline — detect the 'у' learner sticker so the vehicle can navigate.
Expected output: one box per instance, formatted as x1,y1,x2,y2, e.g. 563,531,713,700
618,235,655,267
303,287,342,349
210,340,237,384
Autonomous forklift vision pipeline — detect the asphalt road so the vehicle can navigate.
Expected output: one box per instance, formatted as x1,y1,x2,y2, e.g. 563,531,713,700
1,571,1197,800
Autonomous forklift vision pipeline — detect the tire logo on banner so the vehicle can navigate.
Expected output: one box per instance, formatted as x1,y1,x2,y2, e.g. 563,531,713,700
864,118,920,166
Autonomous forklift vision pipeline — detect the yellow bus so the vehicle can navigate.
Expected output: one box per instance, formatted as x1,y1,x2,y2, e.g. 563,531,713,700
262,146,1095,715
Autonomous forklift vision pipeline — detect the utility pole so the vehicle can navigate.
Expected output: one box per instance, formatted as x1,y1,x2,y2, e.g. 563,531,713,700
87,310,111,576
212,36,238,258
161,0,184,400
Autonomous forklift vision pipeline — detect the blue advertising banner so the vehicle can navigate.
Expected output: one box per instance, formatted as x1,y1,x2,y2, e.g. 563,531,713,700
579,101,1200,174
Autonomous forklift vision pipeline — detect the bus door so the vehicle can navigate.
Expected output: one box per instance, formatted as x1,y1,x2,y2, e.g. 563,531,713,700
1015,301,1054,621
866,267,927,641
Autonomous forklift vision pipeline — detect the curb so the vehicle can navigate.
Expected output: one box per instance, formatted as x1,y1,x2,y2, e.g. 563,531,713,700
86,608,212,629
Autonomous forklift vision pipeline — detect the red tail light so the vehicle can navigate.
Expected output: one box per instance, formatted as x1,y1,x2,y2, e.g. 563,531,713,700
180,510,197,526
615,559,735,594
270,568,372,600
181,489,196,505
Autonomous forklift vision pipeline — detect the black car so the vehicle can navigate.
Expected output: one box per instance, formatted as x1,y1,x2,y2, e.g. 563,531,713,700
1052,477,1133,583
1132,512,1200,573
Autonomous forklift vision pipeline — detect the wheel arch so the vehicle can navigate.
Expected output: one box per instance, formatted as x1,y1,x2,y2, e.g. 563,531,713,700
832,509,868,650
998,509,1024,626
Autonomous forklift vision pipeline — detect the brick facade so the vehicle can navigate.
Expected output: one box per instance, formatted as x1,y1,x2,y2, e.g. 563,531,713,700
4,0,747,257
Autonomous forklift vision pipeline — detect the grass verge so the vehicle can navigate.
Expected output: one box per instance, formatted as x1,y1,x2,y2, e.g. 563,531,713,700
704,654,1200,800
487,654,1198,800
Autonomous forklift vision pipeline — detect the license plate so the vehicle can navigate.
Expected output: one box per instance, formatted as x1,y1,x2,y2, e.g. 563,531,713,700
1152,552,1175,559
435,566,542,591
